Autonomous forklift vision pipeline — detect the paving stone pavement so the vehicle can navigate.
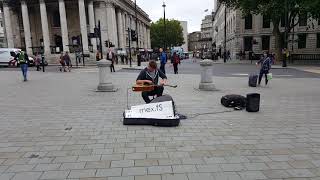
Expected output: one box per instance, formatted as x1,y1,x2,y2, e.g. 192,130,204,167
0,69,320,180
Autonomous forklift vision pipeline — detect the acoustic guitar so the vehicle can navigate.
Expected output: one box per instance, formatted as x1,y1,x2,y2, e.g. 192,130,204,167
132,84,178,92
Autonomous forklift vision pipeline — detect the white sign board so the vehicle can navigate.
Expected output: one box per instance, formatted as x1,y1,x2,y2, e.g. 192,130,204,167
125,101,175,119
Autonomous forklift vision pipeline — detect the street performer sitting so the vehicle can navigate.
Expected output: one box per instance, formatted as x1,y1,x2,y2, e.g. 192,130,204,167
136,60,168,103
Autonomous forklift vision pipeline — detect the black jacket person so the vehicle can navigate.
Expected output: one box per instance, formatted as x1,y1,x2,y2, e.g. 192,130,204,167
136,60,167,103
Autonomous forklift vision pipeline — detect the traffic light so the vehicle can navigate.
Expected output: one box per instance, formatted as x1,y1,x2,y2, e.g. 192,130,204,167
104,40,108,47
131,30,137,41
94,27,100,37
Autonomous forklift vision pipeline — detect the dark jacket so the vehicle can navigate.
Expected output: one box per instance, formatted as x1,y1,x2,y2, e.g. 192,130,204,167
137,67,167,85
257,57,272,71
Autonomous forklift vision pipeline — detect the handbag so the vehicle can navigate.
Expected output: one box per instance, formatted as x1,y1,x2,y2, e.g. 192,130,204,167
267,73,273,80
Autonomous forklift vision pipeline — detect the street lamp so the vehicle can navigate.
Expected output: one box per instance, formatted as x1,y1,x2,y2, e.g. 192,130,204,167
135,0,141,66
162,1,166,51
224,4,227,63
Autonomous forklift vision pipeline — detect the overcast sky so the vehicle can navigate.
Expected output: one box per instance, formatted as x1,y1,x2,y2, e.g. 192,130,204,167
135,0,214,33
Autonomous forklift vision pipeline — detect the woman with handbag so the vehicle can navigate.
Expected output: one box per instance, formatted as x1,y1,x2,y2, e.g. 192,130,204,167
172,52,180,74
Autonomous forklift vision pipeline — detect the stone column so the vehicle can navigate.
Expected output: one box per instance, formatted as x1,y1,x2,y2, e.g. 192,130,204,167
59,0,69,52
122,13,127,48
144,25,148,49
39,0,51,55
199,59,215,91
88,0,97,52
94,2,108,55
106,2,118,48
78,0,89,53
21,1,32,55
116,10,124,49
147,28,151,48
97,59,116,92
3,3,14,48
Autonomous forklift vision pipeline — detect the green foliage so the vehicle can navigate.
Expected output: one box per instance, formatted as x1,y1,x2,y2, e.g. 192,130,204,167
150,18,185,49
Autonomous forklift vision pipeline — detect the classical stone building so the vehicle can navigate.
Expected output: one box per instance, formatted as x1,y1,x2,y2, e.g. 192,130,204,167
179,21,188,52
200,14,213,52
188,31,201,52
0,9,5,47
0,0,151,61
213,2,320,59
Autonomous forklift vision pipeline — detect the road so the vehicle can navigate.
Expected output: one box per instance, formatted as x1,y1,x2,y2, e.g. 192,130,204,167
1,58,320,78
120,58,320,79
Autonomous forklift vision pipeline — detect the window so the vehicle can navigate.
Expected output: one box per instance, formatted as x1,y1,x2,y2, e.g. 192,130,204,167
299,14,307,26
244,14,252,29
317,33,320,48
298,34,307,49
262,36,270,50
53,11,61,27
244,36,253,51
263,15,270,28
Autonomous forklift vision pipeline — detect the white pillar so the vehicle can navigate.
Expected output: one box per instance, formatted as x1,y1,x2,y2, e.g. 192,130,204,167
106,2,118,48
147,28,151,48
88,0,97,52
59,0,69,52
3,3,14,48
78,0,89,53
144,25,148,49
21,1,32,55
95,2,108,55
117,10,124,49
39,0,51,55
122,13,127,48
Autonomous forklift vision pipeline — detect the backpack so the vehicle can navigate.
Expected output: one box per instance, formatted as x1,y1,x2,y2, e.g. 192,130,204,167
18,52,26,63
221,95,247,108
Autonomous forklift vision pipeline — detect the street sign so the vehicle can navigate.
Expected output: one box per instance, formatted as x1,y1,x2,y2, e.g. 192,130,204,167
125,101,175,119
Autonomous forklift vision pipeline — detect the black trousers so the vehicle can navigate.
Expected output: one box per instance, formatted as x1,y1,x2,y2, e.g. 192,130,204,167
160,63,166,74
258,70,269,85
142,86,164,103
173,63,178,74
110,64,115,72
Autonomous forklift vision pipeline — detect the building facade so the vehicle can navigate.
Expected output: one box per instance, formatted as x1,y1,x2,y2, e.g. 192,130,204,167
179,21,188,52
0,9,5,47
0,0,151,60
200,14,213,52
213,3,320,59
188,31,201,52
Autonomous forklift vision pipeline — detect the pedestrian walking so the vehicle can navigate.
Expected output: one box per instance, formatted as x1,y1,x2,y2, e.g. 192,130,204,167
96,50,101,61
63,51,71,72
172,52,180,74
227,50,231,61
18,51,28,81
107,48,115,72
159,48,167,74
256,52,272,86
35,52,41,71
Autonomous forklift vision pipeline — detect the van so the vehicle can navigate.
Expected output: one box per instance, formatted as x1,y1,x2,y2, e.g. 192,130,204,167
0,48,34,67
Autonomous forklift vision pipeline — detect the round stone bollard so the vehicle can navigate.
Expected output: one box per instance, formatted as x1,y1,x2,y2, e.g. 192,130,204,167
199,59,216,91
97,59,116,92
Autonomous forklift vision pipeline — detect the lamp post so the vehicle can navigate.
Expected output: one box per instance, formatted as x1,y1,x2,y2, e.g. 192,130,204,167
224,4,227,63
162,1,166,51
135,0,141,66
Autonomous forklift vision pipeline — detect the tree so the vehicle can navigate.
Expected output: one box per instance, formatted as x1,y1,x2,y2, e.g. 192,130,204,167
219,0,320,62
150,18,185,49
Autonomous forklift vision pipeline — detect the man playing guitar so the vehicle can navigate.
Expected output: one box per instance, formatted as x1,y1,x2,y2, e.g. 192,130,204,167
136,60,168,103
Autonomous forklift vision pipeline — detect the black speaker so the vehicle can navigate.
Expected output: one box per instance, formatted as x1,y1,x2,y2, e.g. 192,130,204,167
246,93,260,112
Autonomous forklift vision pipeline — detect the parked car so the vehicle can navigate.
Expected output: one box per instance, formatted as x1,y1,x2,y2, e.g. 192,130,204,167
0,48,34,67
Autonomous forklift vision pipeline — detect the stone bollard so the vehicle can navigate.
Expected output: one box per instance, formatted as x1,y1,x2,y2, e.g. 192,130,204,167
97,59,116,92
199,59,216,91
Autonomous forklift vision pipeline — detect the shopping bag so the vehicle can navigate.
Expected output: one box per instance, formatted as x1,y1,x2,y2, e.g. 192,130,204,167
267,73,273,80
